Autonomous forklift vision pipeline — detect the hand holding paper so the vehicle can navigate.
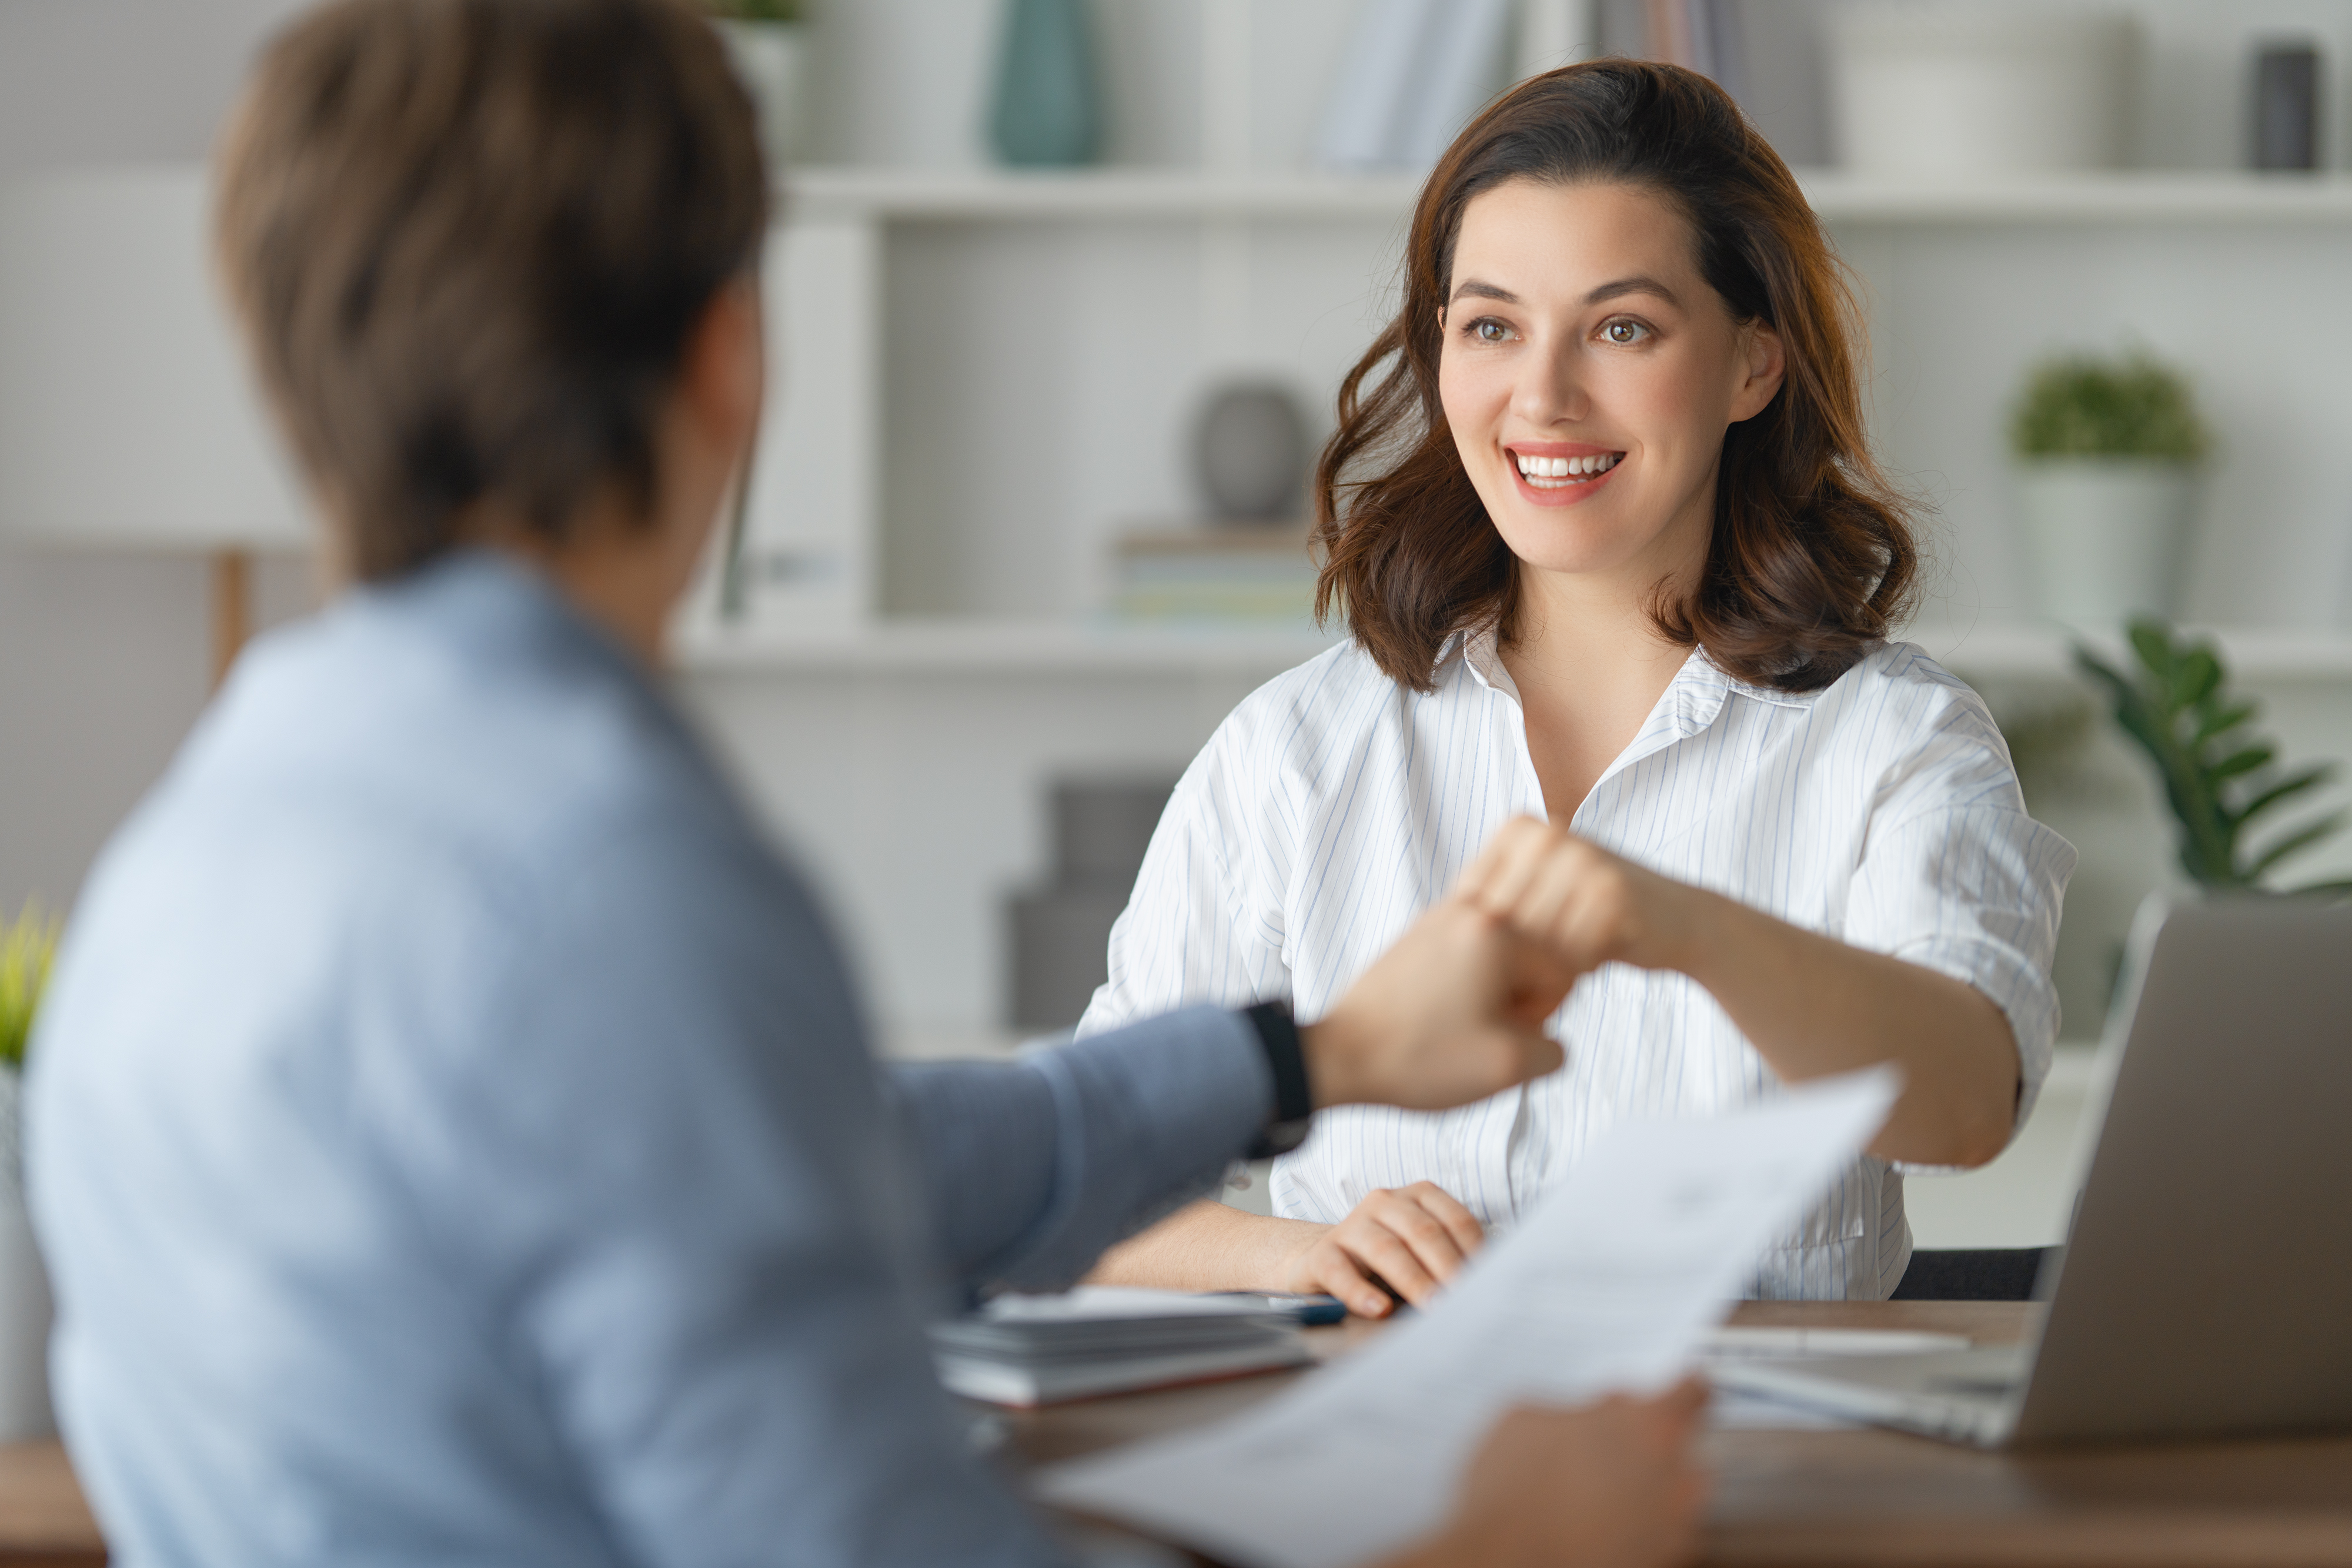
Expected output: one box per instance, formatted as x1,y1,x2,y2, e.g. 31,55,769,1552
1040,1069,1901,1568
1384,1383,1711,1568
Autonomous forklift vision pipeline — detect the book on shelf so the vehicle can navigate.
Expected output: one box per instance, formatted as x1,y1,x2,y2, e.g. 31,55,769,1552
930,1286,1312,1408
1108,523,1321,628
1316,0,1517,170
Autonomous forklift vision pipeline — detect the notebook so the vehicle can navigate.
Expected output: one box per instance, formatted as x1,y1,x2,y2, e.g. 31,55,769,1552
931,1287,1312,1408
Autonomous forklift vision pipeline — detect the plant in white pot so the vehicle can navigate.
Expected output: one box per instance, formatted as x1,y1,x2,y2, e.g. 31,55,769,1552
706,0,808,170
0,902,58,1441
2010,352,2212,631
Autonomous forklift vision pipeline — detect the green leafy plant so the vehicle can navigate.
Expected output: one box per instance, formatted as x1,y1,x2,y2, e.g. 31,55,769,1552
2012,352,2212,462
0,902,60,1072
704,0,803,22
2075,621,2348,895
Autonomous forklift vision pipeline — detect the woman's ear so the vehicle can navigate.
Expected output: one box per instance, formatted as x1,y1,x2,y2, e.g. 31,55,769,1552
1729,321,1786,423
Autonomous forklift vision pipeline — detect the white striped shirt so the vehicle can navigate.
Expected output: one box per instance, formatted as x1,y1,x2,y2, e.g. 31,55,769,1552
1077,628,2077,1299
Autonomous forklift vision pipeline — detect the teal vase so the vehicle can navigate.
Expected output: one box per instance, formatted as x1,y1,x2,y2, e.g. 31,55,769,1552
988,0,1100,167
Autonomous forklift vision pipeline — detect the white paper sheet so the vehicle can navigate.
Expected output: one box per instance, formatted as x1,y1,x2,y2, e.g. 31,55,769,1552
1035,1069,1900,1568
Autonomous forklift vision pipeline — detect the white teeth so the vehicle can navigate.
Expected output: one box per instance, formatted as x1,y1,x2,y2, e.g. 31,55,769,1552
1514,451,1620,484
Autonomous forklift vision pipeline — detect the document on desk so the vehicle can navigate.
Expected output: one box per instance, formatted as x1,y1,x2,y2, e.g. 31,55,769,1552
1035,1068,1900,1568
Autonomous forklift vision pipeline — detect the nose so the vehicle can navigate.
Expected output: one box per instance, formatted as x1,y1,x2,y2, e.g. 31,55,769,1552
1510,327,1591,429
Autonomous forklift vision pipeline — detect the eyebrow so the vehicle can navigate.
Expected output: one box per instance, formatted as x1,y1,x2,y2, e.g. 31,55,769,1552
1448,275,1683,309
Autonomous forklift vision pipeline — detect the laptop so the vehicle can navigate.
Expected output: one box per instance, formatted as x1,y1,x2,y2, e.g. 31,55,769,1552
1714,892,2352,1447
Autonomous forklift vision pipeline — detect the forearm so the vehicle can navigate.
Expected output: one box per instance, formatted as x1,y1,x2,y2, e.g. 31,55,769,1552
889,1005,1273,1292
1673,889,2019,1166
1081,1197,1332,1292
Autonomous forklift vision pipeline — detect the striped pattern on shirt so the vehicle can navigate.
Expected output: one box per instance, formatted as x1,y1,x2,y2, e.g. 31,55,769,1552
1076,629,2077,1300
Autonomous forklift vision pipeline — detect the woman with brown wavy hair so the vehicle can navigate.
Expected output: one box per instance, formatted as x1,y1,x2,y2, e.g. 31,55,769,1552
1078,58,2075,1313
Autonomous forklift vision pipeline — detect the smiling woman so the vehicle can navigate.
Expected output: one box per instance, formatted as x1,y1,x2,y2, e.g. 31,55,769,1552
1077,59,2076,1312
1321,61,1913,697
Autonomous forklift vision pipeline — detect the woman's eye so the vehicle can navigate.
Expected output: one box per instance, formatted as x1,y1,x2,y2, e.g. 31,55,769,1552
1601,318,1651,346
1469,318,1512,345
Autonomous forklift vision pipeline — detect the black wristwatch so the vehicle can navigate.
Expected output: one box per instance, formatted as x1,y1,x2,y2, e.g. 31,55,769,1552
1241,999,1314,1159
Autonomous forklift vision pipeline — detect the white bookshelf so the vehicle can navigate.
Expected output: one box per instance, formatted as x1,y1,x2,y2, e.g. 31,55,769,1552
1918,624,2352,683
691,155,2352,655
781,165,2352,226
678,617,1340,674
674,0,2352,1044
676,616,2352,681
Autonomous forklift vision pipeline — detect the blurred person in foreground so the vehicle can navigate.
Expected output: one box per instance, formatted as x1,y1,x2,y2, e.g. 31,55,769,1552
24,2,1706,1566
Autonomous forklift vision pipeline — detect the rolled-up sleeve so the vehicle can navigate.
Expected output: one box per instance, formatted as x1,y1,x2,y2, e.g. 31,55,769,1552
1845,700,2079,1147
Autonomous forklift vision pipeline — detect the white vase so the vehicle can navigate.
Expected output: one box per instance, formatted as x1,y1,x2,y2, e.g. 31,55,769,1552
0,1072,51,1442
1828,6,2137,175
714,20,810,169
2012,458,2200,632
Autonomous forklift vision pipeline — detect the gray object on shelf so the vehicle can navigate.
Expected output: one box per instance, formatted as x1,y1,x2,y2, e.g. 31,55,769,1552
1193,382,1308,524
1006,776,1179,1032
2251,42,2322,171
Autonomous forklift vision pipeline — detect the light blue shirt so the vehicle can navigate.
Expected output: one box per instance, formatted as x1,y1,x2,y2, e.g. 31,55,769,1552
27,552,1275,1568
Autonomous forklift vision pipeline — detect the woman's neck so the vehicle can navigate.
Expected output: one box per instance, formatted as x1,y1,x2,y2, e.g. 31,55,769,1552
1498,559,1705,824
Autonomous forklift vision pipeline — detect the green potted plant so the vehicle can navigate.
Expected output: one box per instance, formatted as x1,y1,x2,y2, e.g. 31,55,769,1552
704,0,808,169
2076,621,2348,896
2010,351,2211,631
0,901,58,1440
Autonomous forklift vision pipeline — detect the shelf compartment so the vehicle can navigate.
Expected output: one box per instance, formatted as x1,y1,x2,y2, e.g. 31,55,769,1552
675,618,2352,681
779,166,2352,226
675,617,1345,674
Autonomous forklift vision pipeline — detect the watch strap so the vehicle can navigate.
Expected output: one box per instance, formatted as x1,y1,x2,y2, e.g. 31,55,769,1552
1241,999,1312,1159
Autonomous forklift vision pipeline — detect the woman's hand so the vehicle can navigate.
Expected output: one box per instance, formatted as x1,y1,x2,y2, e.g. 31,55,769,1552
1274,1182,1485,1319
1454,816,1700,975
1453,815,2022,1168
1302,895,1574,1112
1388,1379,1710,1568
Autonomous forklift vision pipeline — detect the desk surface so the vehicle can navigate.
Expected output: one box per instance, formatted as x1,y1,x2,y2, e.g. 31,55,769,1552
1004,1300,2352,1568
3,1302,2347,1567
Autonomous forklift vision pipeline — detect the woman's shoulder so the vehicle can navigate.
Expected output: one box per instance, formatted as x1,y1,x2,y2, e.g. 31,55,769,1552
1806,641,2027,811
1201,636,1415,770
1810,640,2002,736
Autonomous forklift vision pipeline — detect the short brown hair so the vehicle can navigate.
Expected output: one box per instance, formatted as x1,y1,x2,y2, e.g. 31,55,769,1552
216,0,769,580
1315,59,1917,693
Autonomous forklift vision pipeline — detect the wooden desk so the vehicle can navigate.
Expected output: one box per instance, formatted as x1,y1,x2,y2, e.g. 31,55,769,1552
4,1302,2347,1566
0,1440,101,1567
1003,1300,2352,1568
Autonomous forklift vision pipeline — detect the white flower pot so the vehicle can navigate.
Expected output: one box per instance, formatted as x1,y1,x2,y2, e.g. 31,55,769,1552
714,20,810,169
1828,6,2137,175
2013,458,2200,631
0,1073,51,1442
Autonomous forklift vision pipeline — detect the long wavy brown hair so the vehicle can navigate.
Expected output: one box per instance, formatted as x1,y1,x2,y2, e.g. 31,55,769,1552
1315,58,1916,693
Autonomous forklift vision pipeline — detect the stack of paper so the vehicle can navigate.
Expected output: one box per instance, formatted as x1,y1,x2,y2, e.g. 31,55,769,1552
1037,1070,1901,1568
932,1288,1311,1408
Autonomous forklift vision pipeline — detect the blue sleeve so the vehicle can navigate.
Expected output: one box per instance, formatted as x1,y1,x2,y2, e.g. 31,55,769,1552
412,821,1070,1568
888,1008,1274,1293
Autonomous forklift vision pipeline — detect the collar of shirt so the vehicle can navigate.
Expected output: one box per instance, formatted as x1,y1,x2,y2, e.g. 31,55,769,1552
1439,623,1827,807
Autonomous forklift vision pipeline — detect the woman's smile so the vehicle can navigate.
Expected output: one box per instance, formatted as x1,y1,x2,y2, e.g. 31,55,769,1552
1507,443,1625,506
